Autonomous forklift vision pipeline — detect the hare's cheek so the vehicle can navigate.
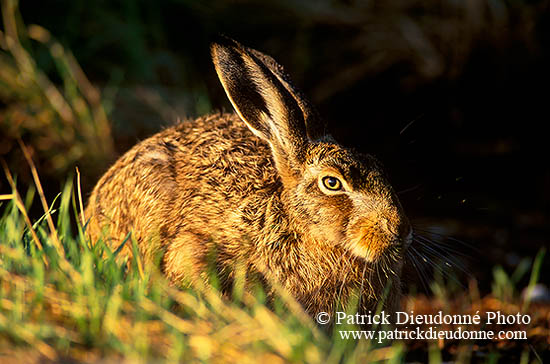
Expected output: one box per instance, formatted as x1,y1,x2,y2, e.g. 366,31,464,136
311,195,352,241
304,213,346,246
317,228,346,247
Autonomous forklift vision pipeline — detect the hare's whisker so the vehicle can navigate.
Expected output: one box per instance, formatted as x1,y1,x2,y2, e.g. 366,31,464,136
407,247,433,293
412,235,471,276
413,226,478,252
413,233,471,258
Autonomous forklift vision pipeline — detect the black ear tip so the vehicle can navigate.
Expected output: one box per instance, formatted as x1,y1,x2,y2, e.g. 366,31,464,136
210,34,244,54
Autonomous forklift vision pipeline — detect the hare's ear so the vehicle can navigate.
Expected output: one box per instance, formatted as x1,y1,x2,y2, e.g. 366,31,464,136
246,48,328,142
211,38,322,182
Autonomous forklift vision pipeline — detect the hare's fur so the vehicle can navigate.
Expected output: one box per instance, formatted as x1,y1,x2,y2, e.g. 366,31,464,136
86,39,410,316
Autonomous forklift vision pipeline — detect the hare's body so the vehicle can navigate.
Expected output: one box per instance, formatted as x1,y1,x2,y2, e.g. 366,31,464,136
86,114,277,273
86,38,410,317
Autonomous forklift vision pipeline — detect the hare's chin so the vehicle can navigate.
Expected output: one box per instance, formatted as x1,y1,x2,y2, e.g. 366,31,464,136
348,244,382,262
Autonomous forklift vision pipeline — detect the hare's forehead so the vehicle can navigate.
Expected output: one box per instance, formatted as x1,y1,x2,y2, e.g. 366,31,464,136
305,149,383,179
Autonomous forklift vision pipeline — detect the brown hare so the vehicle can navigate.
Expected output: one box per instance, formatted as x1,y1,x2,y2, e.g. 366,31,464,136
85,37,412,318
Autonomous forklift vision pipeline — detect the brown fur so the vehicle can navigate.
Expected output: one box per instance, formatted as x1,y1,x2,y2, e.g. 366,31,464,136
85,38,411,318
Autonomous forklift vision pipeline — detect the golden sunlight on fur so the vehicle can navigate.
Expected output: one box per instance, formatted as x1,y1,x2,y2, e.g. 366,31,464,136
85,37,411,319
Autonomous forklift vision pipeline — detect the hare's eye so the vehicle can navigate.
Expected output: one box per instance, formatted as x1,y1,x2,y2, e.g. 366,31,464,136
322,176,342,191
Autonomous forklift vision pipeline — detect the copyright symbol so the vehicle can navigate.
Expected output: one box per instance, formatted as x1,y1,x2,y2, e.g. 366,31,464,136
316,312,330,325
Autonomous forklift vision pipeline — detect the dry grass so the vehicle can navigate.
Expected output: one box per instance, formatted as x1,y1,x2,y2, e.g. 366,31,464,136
0,0,114,180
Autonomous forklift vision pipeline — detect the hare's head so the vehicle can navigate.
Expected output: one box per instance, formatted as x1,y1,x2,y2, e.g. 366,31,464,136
212,38,411,265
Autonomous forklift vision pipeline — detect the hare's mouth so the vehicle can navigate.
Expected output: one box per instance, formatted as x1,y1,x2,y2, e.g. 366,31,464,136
346,214,411,262
349,238,396,262
348,227,404,263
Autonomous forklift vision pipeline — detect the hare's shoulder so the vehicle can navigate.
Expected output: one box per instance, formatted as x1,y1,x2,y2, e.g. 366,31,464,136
145,112,280,194
122,113,264,163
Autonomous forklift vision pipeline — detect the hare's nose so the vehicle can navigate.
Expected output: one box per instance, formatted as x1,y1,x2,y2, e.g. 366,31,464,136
383,216,412,247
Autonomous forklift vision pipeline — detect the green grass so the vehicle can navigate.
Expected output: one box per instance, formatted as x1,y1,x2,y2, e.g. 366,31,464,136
0,166,547,363
0,170,394,363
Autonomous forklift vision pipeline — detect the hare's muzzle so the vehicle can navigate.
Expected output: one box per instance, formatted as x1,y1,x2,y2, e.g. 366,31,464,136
348,210,411,262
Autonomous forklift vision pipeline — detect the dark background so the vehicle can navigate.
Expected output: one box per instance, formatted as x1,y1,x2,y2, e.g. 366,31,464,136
3,0,549,292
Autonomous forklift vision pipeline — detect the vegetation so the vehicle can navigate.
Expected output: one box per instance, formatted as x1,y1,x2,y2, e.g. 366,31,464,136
0,0,548,362
0,164,547,362
0,0,114,182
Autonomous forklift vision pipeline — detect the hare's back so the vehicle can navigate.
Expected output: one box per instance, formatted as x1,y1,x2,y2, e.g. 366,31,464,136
163,113,277,194
85,112,278,255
